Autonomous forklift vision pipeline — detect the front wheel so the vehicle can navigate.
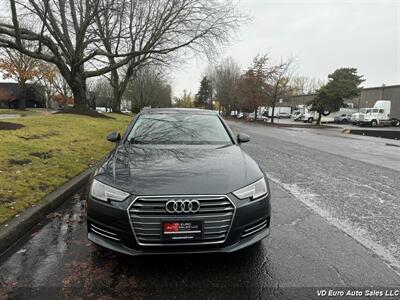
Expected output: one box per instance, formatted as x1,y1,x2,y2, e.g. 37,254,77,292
371,120,378,127
308,117,314,123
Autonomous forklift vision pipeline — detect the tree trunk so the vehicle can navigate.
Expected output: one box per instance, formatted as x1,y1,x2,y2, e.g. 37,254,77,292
110,69,122,113
271,102,276,124
65,64,89,111
112,90,123,113
45,90,51,108
18,81,27,109
317,112,322,125
70,77,88,111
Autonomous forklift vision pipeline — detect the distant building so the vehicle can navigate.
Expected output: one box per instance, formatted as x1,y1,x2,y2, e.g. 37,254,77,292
280,84,400,116
0,82,45,108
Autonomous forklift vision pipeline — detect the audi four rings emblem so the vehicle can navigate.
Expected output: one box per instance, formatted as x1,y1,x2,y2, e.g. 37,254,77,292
165,199,201,213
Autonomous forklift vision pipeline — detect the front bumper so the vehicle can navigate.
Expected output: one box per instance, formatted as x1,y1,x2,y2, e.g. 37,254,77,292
86,193,271,256
358,120,372,125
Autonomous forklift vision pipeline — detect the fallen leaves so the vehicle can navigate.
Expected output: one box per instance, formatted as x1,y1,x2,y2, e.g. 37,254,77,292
46,212,62,219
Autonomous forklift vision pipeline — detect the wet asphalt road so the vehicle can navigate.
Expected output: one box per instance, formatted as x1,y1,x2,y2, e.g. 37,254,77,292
1,120,400,299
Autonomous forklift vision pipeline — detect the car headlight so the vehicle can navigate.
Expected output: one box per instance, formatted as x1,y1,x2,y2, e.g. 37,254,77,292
233,177,268,200
90,179,130,202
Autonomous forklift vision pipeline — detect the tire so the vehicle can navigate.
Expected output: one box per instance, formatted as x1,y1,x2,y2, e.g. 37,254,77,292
371,120,377,127
342,119,348,124
308,117,313,123
393,120,400,127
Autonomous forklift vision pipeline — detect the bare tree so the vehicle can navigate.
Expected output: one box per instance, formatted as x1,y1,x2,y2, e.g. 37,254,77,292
93,0,246,112
252,55,294,123
0,46,51,108
290,76,325,96
174,90,194,108
125,66,172,113
237,68,264,119
0,0,108,110
210,57,241,114
0,0,245,111
91,78,114,111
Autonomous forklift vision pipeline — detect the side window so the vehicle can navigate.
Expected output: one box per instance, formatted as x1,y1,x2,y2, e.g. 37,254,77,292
379,109,384,113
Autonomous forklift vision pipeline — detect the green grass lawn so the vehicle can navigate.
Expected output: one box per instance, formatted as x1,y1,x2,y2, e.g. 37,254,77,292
0,112,132,224
0,108,50,116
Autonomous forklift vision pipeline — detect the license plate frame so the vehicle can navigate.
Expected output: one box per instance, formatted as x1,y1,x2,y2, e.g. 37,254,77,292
162,221,203,242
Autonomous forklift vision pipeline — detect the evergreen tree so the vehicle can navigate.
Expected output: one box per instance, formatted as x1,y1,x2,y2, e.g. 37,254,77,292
195,76,213,109
310,67,364,124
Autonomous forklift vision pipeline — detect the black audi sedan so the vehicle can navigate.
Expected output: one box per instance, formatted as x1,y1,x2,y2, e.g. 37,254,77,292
86,108,271,255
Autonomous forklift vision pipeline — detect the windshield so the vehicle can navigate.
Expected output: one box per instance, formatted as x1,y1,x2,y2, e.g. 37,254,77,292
127,113,233,145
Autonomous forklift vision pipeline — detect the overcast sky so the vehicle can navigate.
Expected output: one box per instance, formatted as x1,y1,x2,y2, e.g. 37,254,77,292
170,0,400,98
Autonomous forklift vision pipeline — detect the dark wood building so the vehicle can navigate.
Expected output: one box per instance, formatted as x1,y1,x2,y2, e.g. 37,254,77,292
0,82,45,109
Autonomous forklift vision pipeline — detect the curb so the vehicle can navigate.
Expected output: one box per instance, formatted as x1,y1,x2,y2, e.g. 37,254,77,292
226,117,335,129
342,128,400,140
0,167,94,255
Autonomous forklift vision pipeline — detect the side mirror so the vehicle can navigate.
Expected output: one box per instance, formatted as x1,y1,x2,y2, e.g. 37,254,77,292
107,132,121,144
237,133,250,144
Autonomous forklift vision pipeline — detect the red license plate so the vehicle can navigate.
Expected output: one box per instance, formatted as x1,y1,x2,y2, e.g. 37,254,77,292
162,221,202,241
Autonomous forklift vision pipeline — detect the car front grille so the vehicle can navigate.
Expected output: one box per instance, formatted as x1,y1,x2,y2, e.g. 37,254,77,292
127,195,235,246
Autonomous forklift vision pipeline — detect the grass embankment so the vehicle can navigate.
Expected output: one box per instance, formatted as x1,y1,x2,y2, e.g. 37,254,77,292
0,112,132,224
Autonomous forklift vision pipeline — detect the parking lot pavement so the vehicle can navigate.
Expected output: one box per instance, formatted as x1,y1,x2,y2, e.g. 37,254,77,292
232,120,400,171
1,181,399,299
228,120,400,272
1,123,400,299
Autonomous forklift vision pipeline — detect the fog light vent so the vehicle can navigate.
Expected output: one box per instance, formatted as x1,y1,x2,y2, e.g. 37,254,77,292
90,223,121,242
241,218,269,238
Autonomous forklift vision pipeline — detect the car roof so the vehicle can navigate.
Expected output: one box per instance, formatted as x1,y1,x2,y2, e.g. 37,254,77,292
139,108,218,115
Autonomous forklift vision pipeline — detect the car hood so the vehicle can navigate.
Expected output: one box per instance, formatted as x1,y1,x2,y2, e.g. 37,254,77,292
94,144,263,196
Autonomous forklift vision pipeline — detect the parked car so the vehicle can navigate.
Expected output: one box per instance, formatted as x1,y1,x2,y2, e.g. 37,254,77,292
302,112,315,123
86,108,271,256
334,114,352,124
261,111,269,122
351,109,370,125
248,112,262,121
293,113,303,121
278,112,291,119
247,112,256,121
291,111,301,120
237,112,244,119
